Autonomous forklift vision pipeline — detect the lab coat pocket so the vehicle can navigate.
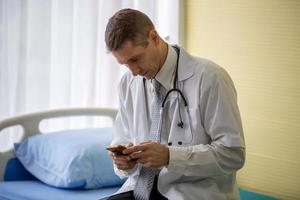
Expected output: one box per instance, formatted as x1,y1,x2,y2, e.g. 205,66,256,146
168,106,194,146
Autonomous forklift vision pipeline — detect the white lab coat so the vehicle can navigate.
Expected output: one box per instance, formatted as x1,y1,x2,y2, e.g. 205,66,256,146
112,47,245,200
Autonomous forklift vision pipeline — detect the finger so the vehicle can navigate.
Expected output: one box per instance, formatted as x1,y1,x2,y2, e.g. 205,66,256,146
126,143,133,147
136,157,148,164
114,159,133,166
114,159,131,166
129,151,148,160
108,151,114,156
117,164,134,170
123,145,147,154
115,160,136,170
134,157,151,168
139,140,153,145
115,163,130,170
113,155,133,162
122,143,134,155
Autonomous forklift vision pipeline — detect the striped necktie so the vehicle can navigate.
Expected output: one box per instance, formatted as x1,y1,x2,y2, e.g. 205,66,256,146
134,79,165,200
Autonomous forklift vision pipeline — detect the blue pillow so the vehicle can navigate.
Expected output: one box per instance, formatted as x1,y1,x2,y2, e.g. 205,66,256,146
14,128,125,189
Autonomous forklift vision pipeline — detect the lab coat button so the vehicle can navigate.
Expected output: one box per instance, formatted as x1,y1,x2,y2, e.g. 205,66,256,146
168,142,172,146
178,141,182,145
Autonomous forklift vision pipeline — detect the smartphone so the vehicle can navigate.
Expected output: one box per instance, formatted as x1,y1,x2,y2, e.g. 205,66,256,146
106,145,127,155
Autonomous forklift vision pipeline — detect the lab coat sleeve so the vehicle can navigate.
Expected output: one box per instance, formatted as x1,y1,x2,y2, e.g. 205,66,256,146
167,65,245,177
167,144,245,177
111,75,138,178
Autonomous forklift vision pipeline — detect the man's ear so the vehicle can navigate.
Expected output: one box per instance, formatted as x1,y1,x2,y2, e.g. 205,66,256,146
149,29,160,45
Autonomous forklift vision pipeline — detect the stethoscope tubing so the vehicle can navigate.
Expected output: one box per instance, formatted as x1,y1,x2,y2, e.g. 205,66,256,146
161,46,188,108
162,88,188,108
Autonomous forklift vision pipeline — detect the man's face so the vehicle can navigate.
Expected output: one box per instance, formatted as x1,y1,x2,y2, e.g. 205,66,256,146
112,33,161,80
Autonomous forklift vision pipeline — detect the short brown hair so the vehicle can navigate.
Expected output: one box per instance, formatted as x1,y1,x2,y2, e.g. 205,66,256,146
105,8,154,51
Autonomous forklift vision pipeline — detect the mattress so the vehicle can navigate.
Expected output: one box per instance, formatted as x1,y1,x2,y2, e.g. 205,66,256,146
0,181,120,200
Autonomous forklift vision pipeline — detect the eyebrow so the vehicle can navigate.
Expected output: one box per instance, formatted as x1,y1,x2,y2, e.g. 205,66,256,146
127,55,141,63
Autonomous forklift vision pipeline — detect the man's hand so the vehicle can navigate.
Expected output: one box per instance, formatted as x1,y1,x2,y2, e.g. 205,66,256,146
108,143,137,171
123,141,169,168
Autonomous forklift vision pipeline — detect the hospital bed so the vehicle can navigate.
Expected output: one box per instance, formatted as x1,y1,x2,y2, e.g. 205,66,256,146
0,108,278,200
0,108,122,200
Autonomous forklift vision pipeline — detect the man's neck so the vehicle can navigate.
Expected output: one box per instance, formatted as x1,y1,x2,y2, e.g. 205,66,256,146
157,41,169,73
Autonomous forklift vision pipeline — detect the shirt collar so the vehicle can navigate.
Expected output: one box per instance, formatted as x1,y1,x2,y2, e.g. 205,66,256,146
154,45,177,90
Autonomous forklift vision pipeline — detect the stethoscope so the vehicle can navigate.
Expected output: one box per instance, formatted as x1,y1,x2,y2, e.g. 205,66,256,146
156,46,194,145
161,46,188,129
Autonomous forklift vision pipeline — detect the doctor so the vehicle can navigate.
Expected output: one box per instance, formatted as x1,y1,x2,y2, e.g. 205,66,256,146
102,8,245,200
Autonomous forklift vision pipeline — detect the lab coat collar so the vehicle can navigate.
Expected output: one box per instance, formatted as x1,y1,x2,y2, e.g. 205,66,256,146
176,46,194,82
155,45,177,90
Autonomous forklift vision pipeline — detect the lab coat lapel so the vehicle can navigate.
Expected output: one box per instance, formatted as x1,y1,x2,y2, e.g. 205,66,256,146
177,47,194,82
165,46,195,114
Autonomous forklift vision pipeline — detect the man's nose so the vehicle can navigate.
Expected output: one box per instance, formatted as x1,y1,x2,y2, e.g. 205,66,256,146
127,64,141,76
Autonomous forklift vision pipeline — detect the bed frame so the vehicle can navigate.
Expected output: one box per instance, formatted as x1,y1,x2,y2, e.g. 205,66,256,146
0,108,117,181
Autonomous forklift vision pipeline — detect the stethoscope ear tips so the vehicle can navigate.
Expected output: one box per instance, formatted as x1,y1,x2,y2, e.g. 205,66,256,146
177,121,184,128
